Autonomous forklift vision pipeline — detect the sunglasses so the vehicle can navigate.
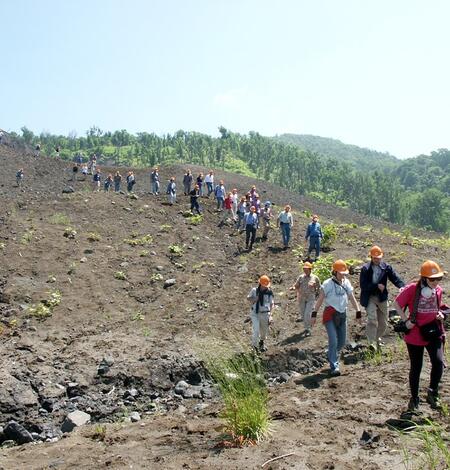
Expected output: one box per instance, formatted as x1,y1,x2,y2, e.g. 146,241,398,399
427,277,443,282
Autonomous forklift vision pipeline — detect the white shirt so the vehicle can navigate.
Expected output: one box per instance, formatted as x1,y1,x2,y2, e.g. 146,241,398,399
321,277,353,313
205,174,214,184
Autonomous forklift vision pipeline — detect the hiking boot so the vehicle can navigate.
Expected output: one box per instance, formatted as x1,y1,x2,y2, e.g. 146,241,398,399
426,389,442,410
259,340,267,352
407,396,420,412
304,329,312,337
330,368,341,377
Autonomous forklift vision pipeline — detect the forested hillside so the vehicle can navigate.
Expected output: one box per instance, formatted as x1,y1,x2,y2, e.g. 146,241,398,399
275,133,399,171
9,126,450,233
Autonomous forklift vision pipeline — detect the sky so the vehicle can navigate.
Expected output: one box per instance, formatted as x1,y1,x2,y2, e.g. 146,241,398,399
1,0,450,159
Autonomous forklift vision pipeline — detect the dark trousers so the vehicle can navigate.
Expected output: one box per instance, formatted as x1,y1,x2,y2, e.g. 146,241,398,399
190,199,201,214
407,341,444,398
245,225,257,249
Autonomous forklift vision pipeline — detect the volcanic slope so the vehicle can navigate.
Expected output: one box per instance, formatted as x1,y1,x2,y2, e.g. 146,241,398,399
0,143,449,470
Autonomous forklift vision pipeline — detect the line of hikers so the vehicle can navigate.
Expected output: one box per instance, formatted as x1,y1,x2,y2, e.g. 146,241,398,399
249,249,448,411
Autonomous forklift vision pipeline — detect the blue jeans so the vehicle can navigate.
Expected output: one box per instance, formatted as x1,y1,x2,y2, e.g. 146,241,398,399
308,237,321,257
206,182,213,195
325,311,347,371
217,197,224,210
280,223,291,246
152,181,160,194
114,182,120,192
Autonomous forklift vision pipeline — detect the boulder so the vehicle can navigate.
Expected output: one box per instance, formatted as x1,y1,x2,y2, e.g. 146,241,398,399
3,421,33,444
163,278,176,289
130,412,141,422
61,410,91,433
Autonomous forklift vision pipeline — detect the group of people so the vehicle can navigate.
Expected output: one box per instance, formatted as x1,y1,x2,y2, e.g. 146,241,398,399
250,248,448,412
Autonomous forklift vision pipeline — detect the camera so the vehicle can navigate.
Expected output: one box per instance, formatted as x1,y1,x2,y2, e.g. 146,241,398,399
393,320,409,334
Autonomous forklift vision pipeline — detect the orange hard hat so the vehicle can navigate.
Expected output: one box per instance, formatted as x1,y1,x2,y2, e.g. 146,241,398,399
259,275,271,287
369,245,383,258
420,260,444,278
332,259,349,274
303,262,313,269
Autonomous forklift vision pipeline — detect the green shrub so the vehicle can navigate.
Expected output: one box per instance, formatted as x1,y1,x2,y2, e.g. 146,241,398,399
168,244,184,255
188,214,203,225
159,224,172,232
28,290,62,320
312,256,333,283
202,347,271,444
321,224,338,251
124,234,153,246
87,232,101,242
114,271,127,280
49,213,71,225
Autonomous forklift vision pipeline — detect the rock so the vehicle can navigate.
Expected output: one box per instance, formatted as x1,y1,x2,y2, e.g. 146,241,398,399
0,371,38,411
237,264,248,273
120,262,129,268
3,421,34,444
61,410,91,433
129,194,138,200
97,356,114,375
130,412,141,422
278,372,290,383
80,257,88,263
155,266,164,271
123,207,132,212
193,403,209,412
187,369,203,386
0,292,11,303
84,249,94,255
1,440,16,448
62,187,74,194
174,380,189,395
124,388,139,399
163,278,176,289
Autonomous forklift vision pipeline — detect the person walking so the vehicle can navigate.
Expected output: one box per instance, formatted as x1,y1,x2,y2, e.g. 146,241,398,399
222,192,234,223
205,171,214,196
16,168,24,187
305,215,324,261
72,163,79,182
311,260,362,376
151,167,160,195
81,164,88,180
126,171,136,192
247,275,275,352
360,245,405,349
236,197,247,231
245,206,259,251
113,171,122,192
261,201,273,240
214,180,226,211
104,174,113,191
34,143,41,158
189,184,201,215
277,205,294,249
231,188,239,219
183,169,193,195
290,262,321,336
392,260,447,411
196,173,204,197
92,169,101,192
166,177,177,205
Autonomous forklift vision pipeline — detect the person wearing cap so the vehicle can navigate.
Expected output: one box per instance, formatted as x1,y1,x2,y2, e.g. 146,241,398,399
261,201,273,240
277,205,294,249
305,215,323,261
290,262,321,336
247,275,275,352
393,260,447,412
311,260,362,376
244,206,259,251
360,245,405,349
151,167,160,195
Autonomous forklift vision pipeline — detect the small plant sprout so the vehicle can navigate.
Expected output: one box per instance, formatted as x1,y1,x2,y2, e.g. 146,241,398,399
168,244,184,255
124,234,153,246
87,232,101,242
132,311,145,321
114,271,127,281
150,273,163,282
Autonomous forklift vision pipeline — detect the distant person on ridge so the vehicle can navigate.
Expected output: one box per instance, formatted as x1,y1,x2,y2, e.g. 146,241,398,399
244,206,259,251
277,205,294,249
55,145,61,158
114,171,122,192
236,196,247,231
311,260,362,376
104,174,113,191
166,176,177,205
222,192,234,223
247,275,275,352
196,172,204,197
261,201,273,240
183,169,193,195
189,184,201,215
205,170,214,196
290,262,321,336
214,180,226,211
360,245,405,349
151,167,160,195
231,188,239,219
16,168,24,187
93,169,101,192
305,214,324,261
126,171,136,192
34,143,41,158
81,164,88,180
72,163,78,182
393,260,448,412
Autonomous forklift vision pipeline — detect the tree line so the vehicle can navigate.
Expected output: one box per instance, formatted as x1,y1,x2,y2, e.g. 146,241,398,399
12,126,450,233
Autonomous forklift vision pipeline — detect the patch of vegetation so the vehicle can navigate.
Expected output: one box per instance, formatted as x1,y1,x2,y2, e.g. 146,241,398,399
159,224,172,232
88,424,107,442
344,258,364,275
47,274,57,283
87,232,101,242
150,273,163,282
131,311,145,321
191,261,215,273
363,345,393,366
311,256,333,283
187,214,203,225
28,290,62,320
292,244,304,259
21,229,34,244
114,271,127,280
397,418,450,469
124,234,153,246
321,223,338,251
49,212,71,225
139,250,149,257
202,346,271,445
63,227,77,239
67,262,77,275
168,244,184,256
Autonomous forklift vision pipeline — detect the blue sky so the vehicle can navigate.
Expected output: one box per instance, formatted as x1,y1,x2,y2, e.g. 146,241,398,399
1,0,449,158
